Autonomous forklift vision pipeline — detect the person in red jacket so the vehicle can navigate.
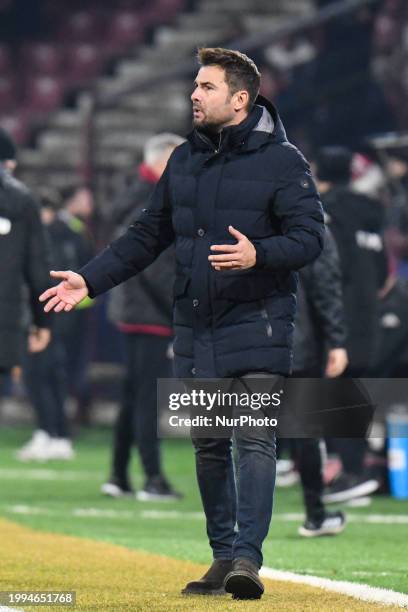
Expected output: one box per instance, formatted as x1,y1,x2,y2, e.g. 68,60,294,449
102,133,184,501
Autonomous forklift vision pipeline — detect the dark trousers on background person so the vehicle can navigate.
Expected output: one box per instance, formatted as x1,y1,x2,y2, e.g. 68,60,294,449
330,367,369,476
23,339,70,438
112,333,171,481
0,368,9,396
286,368,325,522
292,438,325,522
191,375,278,569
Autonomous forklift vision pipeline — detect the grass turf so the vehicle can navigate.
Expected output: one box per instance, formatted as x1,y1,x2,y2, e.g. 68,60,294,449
2,517,400,611
0,426,407,595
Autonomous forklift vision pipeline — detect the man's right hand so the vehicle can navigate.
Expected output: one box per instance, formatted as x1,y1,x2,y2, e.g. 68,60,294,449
39,270,89,312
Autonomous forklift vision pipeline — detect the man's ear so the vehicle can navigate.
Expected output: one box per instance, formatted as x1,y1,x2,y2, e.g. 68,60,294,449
233,90,249,112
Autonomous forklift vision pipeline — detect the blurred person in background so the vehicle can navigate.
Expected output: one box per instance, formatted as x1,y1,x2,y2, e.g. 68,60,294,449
39,47,324,600
59,184,95,425
289,228,348,537
0,127,50,401
17,188,76,461
102,133,184,501
383,148,408,279
314,146,388,504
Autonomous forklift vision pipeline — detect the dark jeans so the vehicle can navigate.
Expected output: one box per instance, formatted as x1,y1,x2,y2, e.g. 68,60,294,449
112,333,172,481
23,339,69,438
192,375,278,568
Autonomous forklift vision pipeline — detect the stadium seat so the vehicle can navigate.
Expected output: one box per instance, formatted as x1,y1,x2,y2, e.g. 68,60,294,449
21,43,63,76
0,76,17,114
24,76,64,114
106,11,144,51
0,113,29,145
59,10,100,42
66,44,103,85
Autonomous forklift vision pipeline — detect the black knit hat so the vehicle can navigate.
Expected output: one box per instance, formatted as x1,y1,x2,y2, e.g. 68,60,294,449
0,127,17,161
315,146,352,184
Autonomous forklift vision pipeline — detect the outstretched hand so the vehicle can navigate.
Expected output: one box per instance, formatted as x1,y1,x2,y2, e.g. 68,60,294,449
39,270,89,313
208,225,256,271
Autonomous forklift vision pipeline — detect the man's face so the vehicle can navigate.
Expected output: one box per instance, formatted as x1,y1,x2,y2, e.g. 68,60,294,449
191,65,237,131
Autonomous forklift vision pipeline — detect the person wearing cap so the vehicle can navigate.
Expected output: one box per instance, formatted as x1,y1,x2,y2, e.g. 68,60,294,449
0,127,51,396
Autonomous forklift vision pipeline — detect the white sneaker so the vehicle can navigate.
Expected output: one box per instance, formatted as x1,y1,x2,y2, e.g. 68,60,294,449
46,438,75,460
16,430,51,462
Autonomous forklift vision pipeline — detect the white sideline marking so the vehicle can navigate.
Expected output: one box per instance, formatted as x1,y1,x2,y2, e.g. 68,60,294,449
141,510,204,520
72,508,134,519
3,505,408,526
6,505,50,516
0,468,99,481
273,513,408,525
0,607,24,612
260,567,408,608
137,510,408,525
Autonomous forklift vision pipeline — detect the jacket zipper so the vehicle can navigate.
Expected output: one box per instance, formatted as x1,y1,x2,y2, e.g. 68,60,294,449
214,131,222,153
196,130,222,154
260,300,273,338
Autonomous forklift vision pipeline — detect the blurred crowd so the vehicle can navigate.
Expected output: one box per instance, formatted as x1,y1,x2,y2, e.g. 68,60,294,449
1,0,408,511
257,0,408,151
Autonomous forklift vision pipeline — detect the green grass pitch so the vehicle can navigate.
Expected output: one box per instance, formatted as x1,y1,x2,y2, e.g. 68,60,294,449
0,426,407,594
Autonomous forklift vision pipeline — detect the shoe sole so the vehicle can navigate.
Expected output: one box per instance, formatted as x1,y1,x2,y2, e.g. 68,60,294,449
346,496,372,507
224,572,264,600
136,491,181,502
323,479,379,503
101,484,134,498
181,587,226,596
298,522,346,537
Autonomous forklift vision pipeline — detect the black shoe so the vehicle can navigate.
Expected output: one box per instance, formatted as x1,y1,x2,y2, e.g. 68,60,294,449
323,472,379,504
181,559,232,595
298,511,346,537
136,475,183,502
224,558,264,600
101,476,134,498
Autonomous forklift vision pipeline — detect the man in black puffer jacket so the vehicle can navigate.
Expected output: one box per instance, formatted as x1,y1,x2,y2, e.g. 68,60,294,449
39,48,324,600
0,128,51,391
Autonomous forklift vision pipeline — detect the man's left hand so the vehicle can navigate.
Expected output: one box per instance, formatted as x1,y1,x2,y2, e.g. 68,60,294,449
28,327,51,353
209,225,256,270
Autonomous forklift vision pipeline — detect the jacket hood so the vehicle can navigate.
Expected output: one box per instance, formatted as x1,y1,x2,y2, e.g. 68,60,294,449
247,94,287,148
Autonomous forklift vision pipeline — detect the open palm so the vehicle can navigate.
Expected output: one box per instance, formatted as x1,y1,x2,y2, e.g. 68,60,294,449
39,270,89,313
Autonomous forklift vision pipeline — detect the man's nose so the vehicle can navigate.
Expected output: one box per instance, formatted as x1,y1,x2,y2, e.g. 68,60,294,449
191,87,200,102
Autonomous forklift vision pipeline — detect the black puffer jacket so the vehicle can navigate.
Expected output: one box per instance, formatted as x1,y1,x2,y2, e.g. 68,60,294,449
80,97,325,377
0,167,51,368
107,169,174,330
293,228,347,373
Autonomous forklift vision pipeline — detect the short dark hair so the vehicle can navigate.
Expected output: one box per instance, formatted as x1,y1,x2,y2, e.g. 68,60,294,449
60,184,89,203
197,47,261,110
36,187,62,211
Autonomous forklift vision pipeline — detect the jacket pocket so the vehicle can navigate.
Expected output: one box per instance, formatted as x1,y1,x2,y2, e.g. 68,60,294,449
214,269,278,301
173,276,190,299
